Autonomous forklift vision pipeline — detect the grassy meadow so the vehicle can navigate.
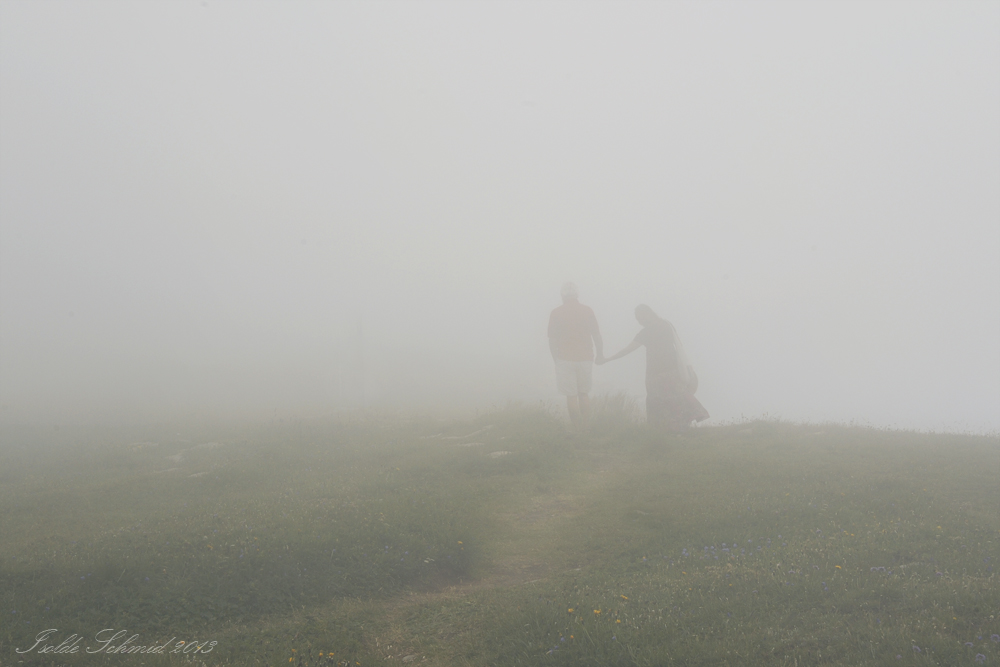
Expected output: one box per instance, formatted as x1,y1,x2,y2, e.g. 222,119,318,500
1,400,998,666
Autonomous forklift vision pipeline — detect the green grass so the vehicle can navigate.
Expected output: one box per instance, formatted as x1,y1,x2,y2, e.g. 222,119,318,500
0,403,997,666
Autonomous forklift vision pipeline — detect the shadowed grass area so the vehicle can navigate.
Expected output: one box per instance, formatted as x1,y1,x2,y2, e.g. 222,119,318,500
1,403,997,666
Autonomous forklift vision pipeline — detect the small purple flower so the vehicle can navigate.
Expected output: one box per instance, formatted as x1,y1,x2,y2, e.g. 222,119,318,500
913,646,921,653
975,655,986,665
966,642,975,647
992,635,1000,643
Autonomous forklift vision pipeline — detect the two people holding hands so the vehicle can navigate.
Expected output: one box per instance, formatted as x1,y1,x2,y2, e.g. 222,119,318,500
549,283,709,432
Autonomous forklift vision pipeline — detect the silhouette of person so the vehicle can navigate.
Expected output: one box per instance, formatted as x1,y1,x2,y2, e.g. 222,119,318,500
599,304,708,430
548,283,604,430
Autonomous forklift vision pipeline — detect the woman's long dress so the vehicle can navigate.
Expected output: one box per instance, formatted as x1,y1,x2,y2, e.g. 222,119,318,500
635,319,710,429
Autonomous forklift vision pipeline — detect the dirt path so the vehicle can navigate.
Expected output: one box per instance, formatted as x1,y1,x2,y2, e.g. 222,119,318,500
364,453,624,664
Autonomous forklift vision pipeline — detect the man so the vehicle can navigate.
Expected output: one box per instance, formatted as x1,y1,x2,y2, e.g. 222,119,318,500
599,304,709,431
548,283,604,430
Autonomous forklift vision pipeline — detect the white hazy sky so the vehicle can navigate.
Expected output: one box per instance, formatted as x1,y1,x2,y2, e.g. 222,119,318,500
1,1,998,431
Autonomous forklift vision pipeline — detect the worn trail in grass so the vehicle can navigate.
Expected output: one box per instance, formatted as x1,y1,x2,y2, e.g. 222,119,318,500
1,407,997,666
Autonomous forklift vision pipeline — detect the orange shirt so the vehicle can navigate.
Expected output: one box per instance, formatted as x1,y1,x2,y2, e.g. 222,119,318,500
548,301,600,362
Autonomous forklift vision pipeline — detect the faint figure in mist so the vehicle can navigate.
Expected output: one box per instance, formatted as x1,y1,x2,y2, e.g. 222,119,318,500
548,283,604,431
599,304,709,431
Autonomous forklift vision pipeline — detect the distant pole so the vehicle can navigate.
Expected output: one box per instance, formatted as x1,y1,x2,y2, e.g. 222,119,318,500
356,314,366,408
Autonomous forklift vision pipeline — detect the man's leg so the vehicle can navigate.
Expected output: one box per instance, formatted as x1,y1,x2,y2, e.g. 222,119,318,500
578,393,591,428
575,362,593,430
556,360,576,428
566,395,581,428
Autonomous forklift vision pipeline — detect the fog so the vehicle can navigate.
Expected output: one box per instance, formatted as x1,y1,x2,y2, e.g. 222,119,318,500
1,1,997,431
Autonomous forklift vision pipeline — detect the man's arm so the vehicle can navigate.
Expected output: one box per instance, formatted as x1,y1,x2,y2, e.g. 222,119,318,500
590,309,604,363
549,336,559,362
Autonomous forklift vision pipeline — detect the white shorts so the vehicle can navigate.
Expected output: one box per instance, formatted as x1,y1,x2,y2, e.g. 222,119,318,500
554,359,593,396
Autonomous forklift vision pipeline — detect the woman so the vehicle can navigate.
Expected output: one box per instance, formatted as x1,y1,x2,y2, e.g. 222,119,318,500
599,305,709,430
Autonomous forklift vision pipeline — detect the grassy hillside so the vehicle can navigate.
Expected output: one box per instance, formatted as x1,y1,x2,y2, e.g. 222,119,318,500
1,403,997,666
